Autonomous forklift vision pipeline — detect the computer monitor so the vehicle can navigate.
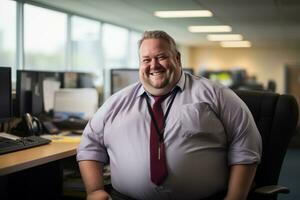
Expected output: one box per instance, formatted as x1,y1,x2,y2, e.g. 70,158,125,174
61,72,78,88
16,70,62,117
53,88,99,120
230,69,247,88
200,70,234,87
208,71,233,87
61,72,96,89
110,68,194,94
110,69,140,95
0,67,12,123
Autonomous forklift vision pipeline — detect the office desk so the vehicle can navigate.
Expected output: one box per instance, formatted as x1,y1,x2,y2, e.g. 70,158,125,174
0,139,80,200
0,140,79,176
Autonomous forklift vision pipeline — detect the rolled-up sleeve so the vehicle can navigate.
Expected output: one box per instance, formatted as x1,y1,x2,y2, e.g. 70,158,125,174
76,105,109,165
217,88,262,165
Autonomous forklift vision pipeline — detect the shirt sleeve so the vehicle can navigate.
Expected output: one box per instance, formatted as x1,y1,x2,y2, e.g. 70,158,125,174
76,103,110,165
217,87,262,165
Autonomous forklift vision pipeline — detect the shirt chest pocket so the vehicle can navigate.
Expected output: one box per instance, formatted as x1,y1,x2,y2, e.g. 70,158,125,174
180,103,224,139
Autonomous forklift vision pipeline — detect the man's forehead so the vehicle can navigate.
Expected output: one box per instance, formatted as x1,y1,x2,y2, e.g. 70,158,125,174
140,39,170,53
140,38,169,47
140,51,168,57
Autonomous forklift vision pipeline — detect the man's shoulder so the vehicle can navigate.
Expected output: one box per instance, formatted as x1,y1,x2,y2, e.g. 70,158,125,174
185,72,226,92
97,82,142,115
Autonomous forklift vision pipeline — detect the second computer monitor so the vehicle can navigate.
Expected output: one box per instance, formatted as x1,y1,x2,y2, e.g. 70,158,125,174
16,70,97,117
16,70,62,117
0,67,12,122
61,72,96,89
110,69,139,95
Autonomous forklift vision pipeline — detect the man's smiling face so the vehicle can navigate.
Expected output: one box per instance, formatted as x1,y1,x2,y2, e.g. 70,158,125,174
139,38,181,95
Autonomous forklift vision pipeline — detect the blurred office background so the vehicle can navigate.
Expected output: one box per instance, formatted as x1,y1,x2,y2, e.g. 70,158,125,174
1,0,300,199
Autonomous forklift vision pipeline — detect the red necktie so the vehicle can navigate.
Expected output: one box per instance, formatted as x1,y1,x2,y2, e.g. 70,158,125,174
150,96,168,185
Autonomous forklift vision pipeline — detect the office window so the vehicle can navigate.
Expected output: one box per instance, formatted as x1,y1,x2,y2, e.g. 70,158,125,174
102,23,129,68
71,16,101,72
24,4,67,70
129,31,142,68
71,16,103,87
0,0,16,68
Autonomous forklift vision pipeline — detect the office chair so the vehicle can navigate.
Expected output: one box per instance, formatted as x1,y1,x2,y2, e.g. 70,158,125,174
234,90,299,200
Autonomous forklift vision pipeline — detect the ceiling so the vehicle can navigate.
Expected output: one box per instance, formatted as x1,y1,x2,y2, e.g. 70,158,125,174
32,0,300,48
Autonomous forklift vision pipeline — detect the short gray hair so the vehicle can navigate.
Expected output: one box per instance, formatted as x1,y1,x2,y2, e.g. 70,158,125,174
138,30,179,55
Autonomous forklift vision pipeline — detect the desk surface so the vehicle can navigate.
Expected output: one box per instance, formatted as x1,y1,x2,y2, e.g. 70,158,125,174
0,140,79,176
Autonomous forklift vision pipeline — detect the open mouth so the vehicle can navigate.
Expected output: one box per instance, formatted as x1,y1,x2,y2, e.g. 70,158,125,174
150,71,164,76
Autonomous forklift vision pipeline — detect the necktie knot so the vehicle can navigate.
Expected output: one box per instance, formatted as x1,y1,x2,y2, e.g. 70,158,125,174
153,94,168,106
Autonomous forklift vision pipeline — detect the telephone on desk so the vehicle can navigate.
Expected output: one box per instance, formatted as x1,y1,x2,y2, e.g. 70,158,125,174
12,113,44,136
11,113,61,136
12,113,87,137
52,116,88,130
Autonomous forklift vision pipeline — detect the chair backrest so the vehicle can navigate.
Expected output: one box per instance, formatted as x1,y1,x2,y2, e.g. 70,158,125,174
234,90,298,188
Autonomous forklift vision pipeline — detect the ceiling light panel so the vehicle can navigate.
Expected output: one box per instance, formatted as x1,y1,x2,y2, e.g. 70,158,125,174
188,26,232,33
220,41,252,48
207,34,243,41
154,10,213,18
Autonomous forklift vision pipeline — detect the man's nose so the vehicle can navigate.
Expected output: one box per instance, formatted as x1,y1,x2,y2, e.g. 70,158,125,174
150,58,160,68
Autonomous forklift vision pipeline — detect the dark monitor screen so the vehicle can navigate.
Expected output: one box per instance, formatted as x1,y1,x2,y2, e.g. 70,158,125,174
0,67,12,122
61,72,78,88
61,72,95,88
78,73,96,88
110,69,139,95
110,68,194,95
16,70,62,117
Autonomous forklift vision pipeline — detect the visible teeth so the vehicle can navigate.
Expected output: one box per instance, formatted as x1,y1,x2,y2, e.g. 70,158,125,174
151,72,162,76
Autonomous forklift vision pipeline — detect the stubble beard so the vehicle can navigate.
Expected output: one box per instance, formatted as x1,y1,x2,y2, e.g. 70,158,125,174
141,72,175,96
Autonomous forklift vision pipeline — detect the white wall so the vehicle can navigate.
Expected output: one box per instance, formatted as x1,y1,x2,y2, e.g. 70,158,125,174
178,45,191,68
189,47,300,94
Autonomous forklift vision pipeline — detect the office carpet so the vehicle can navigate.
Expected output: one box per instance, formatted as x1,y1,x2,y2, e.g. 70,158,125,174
278,148,300,200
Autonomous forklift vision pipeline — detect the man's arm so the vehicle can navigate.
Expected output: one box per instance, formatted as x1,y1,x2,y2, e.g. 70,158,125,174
79,160,111,200
224,164,257,200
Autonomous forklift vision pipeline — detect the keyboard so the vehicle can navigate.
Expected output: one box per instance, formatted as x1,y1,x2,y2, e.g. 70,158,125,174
0,135,51,155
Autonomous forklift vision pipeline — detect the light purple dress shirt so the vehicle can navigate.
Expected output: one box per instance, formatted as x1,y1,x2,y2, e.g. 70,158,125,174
77,72,262,200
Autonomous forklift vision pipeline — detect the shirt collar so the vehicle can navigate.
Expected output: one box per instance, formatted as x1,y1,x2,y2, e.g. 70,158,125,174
137,70,186,98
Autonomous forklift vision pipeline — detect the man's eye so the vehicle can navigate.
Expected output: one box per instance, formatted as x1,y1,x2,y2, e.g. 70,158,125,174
142,59,150,63
158,56,167,60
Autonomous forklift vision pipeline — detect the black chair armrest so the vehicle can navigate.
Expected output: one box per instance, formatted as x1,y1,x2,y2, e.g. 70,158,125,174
254,185,290,196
